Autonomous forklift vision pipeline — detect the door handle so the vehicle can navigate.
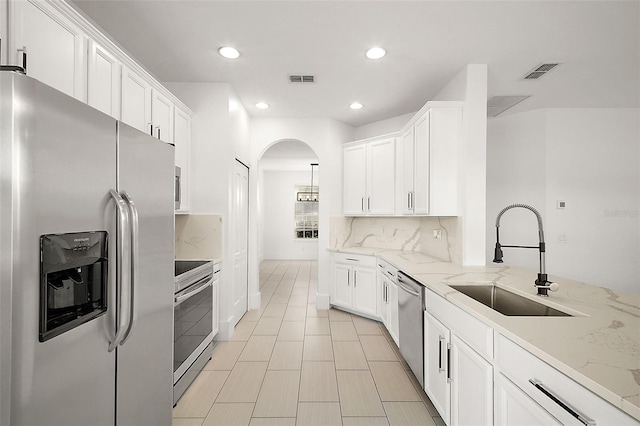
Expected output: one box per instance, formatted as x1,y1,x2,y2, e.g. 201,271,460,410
367,196,371,211
438,335,445,372
108,190,131,352
361,197,364,212
446,343,452,383
120,191,139,345
354,270,357,287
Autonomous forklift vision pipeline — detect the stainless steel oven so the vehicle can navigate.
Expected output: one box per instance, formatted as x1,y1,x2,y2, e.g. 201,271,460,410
173,260,218,404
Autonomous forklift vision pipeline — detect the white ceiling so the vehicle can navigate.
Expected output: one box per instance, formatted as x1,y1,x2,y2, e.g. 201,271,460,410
71,0,639,128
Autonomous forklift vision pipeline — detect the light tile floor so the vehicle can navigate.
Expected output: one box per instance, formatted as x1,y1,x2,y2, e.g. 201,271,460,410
173,260,446,426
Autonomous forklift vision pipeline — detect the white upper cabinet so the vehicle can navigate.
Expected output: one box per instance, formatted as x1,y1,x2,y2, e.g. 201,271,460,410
397,105,462,216
87,39,121,118
9,0,85,100
343,137,395,216
173,107,191,212
152,89,174,144
343,144,367,215
121,65,152,134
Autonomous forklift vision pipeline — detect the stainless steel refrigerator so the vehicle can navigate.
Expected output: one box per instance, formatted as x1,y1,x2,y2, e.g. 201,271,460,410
0,71,175,425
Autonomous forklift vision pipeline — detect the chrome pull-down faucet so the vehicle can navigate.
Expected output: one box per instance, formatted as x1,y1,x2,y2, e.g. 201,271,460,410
492,203,558,296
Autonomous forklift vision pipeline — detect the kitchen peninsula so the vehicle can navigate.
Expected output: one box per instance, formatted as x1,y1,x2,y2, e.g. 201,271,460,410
328,217,640,424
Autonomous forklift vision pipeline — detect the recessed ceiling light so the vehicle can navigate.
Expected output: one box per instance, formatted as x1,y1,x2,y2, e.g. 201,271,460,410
218,46,240,59
256,102,269,109
365,47,386,60
349,102,364,110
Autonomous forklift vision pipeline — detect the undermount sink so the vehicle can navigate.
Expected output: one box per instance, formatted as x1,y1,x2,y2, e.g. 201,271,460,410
450,285,572,317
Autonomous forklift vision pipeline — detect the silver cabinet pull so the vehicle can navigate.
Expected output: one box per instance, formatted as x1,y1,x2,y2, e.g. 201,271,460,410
347,270,350,286
367,196,371,211
120,191,139,345
529,379,596,426
408,192,411,209
345,258,359,262
354,270,357,287
108,190,131,352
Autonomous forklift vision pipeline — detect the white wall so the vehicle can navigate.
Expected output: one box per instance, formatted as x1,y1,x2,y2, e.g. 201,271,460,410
165,82,251,339
487,108,640,294
249,118,354,309
262,170,319,260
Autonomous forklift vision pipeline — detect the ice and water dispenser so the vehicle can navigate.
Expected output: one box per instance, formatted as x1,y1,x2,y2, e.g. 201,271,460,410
39,231,108,341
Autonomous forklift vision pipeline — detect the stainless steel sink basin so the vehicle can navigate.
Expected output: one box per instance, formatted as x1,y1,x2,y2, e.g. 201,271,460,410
450,285,571,317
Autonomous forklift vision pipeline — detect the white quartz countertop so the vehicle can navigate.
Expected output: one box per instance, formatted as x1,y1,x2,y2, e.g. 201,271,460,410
329,247,640,420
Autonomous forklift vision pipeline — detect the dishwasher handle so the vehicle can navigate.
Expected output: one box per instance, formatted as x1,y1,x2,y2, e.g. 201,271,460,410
397,279,421,298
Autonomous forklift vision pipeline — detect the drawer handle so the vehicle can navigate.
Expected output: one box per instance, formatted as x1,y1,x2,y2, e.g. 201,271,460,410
529,379,596,426
345,258,359,262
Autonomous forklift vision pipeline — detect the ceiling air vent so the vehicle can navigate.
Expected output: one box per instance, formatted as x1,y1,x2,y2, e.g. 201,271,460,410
289,75,315,83
487,95,530,117
523,63,560,80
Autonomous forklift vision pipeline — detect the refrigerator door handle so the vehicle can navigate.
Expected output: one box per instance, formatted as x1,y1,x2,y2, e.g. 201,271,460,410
120,191,139,345
108,189,131,352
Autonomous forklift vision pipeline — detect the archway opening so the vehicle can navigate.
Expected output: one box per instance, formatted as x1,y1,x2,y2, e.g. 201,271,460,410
257,139,320,262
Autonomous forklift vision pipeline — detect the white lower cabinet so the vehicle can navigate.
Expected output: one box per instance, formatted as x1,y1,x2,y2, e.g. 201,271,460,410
376,260,399,346
424,289,493,426
330,253,377,317
450,335,493,425
424,311,451,424
495,373,562,425
212,271,220,337
496,334,640,426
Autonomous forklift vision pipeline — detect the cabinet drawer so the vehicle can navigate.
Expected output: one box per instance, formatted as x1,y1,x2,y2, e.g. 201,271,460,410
333,252,376,268
376,258,398,281
496,334,639,425
426,289,493,360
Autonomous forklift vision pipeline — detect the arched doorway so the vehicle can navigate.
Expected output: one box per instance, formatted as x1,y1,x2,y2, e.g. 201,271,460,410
258,139,320,262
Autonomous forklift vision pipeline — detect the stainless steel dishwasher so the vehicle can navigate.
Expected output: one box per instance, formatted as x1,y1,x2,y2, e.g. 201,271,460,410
397,271,426,387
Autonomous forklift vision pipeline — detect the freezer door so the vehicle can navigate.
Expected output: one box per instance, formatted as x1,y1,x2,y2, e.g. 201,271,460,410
2,73,117,425
115,122,175,425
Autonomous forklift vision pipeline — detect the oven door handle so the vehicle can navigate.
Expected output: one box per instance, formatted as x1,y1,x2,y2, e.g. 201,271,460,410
175,278,213,305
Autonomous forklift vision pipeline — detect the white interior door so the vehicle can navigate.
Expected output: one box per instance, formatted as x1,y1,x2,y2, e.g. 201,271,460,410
233,160,249,324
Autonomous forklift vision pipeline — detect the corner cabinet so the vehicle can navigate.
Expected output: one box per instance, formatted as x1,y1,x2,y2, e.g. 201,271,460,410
343,137,396,216
330,253,377,317
397,105,462,216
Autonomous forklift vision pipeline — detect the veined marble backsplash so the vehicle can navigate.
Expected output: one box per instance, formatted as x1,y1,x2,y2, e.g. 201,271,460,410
175,214,222,260
330,216,461,264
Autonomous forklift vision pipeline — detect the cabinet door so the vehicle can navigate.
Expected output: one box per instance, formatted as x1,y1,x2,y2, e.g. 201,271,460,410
495,373,562,426
367,138,396,215
174,107,191,212
413,112,430,215
424,312,451,424
399,126,415,215
10,0,85,100
429,107,462,216
450,335,493,426
343,145,367,215
332,264,352,309
352,266,377,317
387,281,399,346
152,89,174,143
121,66,152,133
87,40,121,118
377,271,388,324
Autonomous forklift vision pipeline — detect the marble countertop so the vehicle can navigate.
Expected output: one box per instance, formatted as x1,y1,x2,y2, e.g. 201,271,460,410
329,247,640,420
